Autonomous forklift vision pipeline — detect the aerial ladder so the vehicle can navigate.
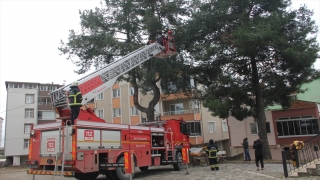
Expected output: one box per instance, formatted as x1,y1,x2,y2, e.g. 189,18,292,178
50,30,176,123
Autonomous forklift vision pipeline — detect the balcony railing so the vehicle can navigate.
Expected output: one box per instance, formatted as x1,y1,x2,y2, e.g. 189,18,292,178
38,117,56,120
38,102,52,105
162,109,200,116
189,132,202,136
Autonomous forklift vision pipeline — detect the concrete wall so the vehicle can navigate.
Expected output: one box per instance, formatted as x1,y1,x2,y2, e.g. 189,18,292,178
95,81,155,125
227,111,276,147
5,87,38,157
227,111,282,159
0,119,3,147
201,108,229,144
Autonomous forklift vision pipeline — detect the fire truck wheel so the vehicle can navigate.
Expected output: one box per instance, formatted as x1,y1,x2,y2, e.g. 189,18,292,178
139,166,149,171
173,151,183,171
105,170,117,180
74,172,99,180
115,156,135,180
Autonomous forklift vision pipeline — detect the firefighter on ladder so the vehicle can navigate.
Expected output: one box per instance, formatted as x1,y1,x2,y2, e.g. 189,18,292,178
68,81,83,125
205,139,219,171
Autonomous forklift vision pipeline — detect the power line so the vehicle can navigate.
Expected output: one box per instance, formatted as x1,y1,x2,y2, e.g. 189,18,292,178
0,104,31,114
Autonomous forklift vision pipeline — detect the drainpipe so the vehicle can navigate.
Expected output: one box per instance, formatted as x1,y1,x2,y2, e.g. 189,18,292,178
200,101,204,145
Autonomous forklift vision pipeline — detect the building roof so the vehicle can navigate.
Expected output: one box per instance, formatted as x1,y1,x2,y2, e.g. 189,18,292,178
5,81,62,89
266,78,320,110
296,78,320,103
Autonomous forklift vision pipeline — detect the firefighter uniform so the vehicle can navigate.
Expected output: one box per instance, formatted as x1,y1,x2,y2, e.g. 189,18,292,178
205,139,219,171
68,81,83,125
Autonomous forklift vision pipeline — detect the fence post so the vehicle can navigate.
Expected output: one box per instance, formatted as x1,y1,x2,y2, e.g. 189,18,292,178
294,149,299,168
281,150,288,178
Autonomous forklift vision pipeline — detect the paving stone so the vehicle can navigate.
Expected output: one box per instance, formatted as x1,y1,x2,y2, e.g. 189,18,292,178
0,163,319,180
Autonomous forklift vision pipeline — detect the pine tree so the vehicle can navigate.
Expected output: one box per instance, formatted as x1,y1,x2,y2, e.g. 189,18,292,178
58,0,190,121
182,0,319,159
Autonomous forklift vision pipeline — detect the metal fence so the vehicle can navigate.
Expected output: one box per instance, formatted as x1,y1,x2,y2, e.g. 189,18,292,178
282,133,320,178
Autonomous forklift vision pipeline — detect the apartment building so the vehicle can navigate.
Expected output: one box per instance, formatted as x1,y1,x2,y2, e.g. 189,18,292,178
4,81,62,165
93,80,230,154
227,79,320,160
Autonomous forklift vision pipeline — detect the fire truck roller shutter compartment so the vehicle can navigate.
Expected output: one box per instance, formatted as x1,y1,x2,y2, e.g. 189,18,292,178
77,129,101,149
40,130,62,156
101,130,121,148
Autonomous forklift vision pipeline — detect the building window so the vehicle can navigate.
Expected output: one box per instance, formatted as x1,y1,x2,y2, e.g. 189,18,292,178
187,121,202,136
38,97,51,105
24,84,35,89
250,122,271,135
276,117,319,136
250,123,258,134
189,100,199,109
112,89,120,98
130,86,135,96
97,93,104,100
208,122,216,133
24,139,30,149
131,106,139,116
39,85,48,91
169,103,184,114
113,108,121,117
13,83,23,88
25,109,34,118
38,111,55,120
97,109,104,118
24,124,32,133
48,86,56,91
25,94,34,104
222,121,228,131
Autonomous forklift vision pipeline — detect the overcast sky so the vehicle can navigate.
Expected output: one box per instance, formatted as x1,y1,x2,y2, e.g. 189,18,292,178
0,0,319,147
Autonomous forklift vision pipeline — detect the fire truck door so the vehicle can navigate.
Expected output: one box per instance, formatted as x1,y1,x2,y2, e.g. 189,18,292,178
84,151,98,172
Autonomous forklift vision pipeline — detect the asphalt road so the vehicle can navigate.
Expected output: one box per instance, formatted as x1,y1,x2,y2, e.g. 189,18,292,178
0,163,319,180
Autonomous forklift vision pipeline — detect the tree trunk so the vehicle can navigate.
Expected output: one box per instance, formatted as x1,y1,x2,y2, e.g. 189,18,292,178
132,70,161,122
251,56,272,159
145,80,161,121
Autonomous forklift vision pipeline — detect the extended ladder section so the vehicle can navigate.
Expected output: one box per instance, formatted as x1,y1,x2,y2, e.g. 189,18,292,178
50,42,166,108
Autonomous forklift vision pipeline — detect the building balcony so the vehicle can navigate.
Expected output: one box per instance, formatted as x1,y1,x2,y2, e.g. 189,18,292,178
38,102,53,110
38,117,56,120
161,109,200,121
38,102,51,105
163,109,199,116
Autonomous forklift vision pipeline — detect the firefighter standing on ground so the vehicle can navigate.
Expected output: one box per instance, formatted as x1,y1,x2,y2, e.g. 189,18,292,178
205,139,220,171
68,81,83,125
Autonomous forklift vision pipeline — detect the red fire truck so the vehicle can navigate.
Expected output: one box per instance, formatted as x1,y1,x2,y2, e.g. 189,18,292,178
26,31,190,180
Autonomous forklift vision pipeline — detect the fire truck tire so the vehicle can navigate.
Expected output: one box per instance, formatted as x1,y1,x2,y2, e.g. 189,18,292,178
74,172,99,180
173,151,183,171
139,166,149,171
105,170,117,180
115,156,135,180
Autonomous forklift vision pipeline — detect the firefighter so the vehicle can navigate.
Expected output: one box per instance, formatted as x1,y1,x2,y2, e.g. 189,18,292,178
289,141,304,167
156,31,164,46
205,139,219,171
68,81,83,125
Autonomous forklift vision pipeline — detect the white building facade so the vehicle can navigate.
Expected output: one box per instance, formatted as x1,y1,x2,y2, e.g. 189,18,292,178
4,81,61,165
0,117,3,147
